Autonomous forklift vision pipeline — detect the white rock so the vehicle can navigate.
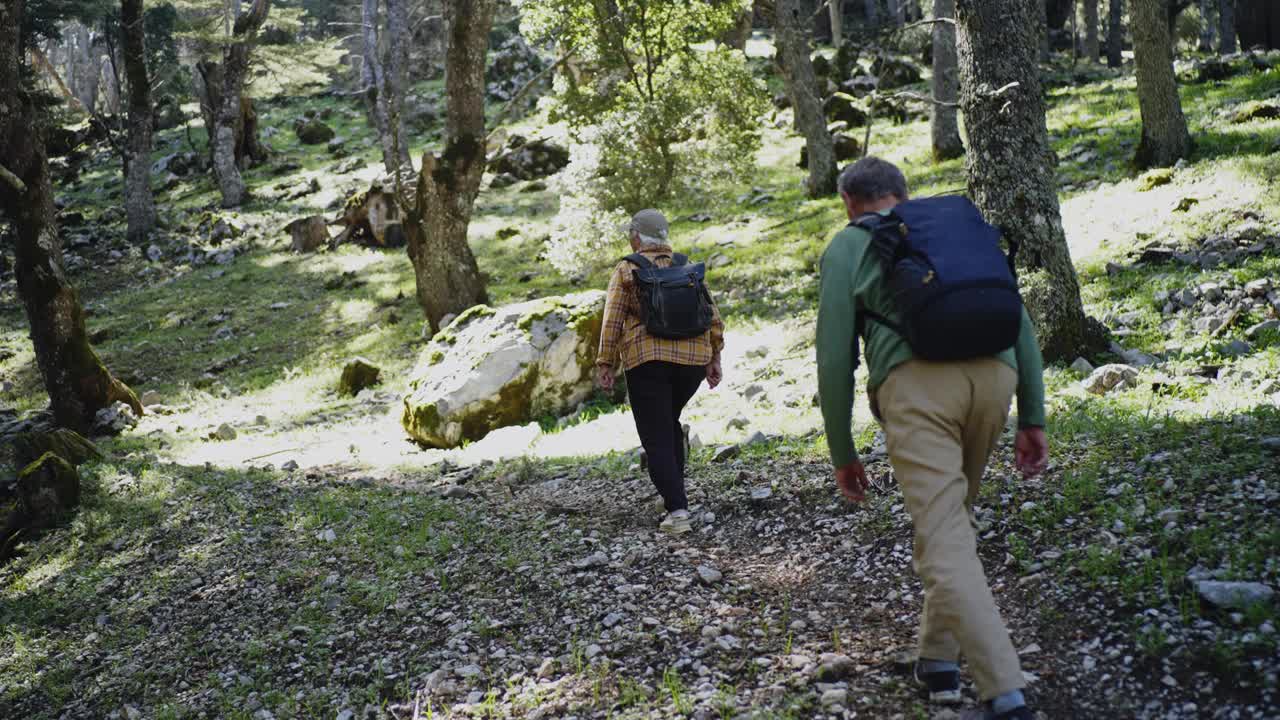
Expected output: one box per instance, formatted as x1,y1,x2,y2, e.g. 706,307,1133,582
576,551,609,569
1070,357,1095,375
1195,580,1275,609
213,423,237,441
696,565,723,585
1082,364,1138,395
402,292,605,448
820,688,847,707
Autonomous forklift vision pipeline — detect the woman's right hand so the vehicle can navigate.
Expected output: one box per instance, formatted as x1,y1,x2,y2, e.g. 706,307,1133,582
596,365,615,392
705,357,722,389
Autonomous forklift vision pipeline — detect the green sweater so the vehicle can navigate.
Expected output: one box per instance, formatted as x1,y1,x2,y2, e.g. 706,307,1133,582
816,223,1047,467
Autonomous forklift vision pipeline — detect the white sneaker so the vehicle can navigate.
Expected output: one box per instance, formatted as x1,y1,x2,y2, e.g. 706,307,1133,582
659,510,692,534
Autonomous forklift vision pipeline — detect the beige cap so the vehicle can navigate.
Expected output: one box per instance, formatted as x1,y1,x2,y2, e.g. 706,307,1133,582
624,208,669,241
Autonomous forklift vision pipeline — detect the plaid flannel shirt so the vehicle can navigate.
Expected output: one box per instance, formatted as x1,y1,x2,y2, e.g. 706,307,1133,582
596,245,725,372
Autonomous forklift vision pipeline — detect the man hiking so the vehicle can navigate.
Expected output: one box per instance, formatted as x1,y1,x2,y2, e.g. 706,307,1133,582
597,209,725,535
816,158,1049,719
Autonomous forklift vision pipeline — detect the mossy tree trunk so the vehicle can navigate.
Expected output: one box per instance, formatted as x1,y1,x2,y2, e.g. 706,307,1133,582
829,0,844,46
1107,0,1124,66
1198,0,1215,51
0,0,143,434
931,0,965,161
775,0,837,197
406,0,494,334
1132,0,1190,168
208,0,270,208
121,0,156,244
956,0,1099,361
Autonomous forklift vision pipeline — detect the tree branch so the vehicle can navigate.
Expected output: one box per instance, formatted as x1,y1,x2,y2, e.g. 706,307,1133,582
0,164,28,193
486,49,575,139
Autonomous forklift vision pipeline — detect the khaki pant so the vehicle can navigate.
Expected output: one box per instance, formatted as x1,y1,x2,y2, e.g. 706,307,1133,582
875,358,1024,701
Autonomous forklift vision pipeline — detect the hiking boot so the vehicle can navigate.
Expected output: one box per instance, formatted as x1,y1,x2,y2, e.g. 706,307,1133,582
914,661,961,704
659,509,692,534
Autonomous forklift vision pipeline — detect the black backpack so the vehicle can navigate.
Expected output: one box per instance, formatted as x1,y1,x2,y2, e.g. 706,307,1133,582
853,196,1023,362
624,252,715,340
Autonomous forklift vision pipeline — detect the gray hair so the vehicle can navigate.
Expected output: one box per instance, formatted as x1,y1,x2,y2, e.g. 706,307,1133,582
635,231,667,248
838,156,909,202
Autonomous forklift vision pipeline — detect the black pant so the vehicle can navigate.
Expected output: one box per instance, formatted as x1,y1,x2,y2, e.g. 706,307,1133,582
625,361,706,512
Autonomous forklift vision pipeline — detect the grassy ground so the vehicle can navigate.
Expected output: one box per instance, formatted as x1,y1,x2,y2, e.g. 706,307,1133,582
1,45,1279,719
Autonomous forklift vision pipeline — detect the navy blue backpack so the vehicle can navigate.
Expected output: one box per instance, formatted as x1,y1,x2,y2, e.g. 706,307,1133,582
624,252,715,340
853,196,1023,361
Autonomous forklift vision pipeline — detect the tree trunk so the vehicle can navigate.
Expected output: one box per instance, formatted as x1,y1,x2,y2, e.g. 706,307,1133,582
865,0,880,28
210,0,270,208
121,0,155,245
955,0,1098,361
888,0,907,25
1132,0,1190,167
1198,0,1215,51
1236,0,1279,50
1083,0,1100,60
830,0,844,46
406,0,495,333
1040,0,1052,60
775,0,837,196
0,0,142,434
385,0,413,172
1213,0,1233,51
70,25,102,113
722,7,754,50
931,0,964,161
1107,0,1124,64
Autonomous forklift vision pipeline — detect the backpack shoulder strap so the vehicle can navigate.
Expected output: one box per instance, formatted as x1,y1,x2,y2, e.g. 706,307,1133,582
623,253,655,269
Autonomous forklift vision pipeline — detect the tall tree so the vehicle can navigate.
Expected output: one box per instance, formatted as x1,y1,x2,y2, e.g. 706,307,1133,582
956,0,1098,360
1107,0,1124,65
1236,0,1279,49
1039,0,1052,60
931,0,964,160
1132,0,1190,167
121,0,155,244
1083,0,1100,60
1218,0,1235,52
209,0,270,208
406,0,495,332
774,0,837,196
829,0,844,46
1198,0,1215,51
362,0,412,174
0,0,143,433
865,0,880,28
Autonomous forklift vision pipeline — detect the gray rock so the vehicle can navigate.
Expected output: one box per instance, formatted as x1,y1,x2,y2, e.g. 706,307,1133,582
1198,282,1225,303
726,416,750,431
576,551,609,569
1245,319,1279,340
745,431,768,446
742,384,765,400
711,445,740,463
455,664,483,678
316,528,337,542
338,357,381,396
281,460,299,472
1194,316,1224,334
815,653,855,681
1082,364,1138,395
442,485,471,499
1222,339,1253,357
93,402,138,435
820,688,848,707
1245,278,1274,297
139,390,162,407
1195,580,1275,609
1174,288,1197,307
213,423,237,441
1200,252,1224,269
1260,437,1280,453
696,565,723,585
1120,348,1159,367
750,486,773,501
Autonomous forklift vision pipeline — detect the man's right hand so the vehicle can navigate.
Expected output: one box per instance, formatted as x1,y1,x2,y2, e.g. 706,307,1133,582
1015,427,1048,478
835,460,869,503
596,365,615,392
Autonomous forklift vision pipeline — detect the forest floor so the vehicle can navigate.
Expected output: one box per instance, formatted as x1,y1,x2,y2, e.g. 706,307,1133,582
1,45,1279,720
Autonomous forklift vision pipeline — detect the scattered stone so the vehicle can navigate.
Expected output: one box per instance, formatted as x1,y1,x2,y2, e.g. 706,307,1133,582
1082,364,1138,395
726,416,750,431
1195,580,1275,609
696,565,723,585
338,357,382,396
213,423,238,441
1137,168,1174,191
815,653,855,681
750,486,773,501
745,431,768,446
1260,437,1280,453
1245,319,1279,340
92,402,138,435
139,390,162,407
1070,357,1095,375
820,688,848,707
281,460,299,472
442,485,471,499
316,528,337,543
294,118,336,145
711,445,740,463
576,551,609,569
1221,339,1252,357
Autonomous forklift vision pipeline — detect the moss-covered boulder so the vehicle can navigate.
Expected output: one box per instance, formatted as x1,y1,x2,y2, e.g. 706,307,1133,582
13,428,101,467
16,452,80,530
401,291,606,448
339,357,382,396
